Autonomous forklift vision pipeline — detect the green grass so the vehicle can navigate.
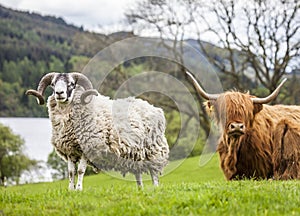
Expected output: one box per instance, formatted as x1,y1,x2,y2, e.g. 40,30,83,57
1,155,300,216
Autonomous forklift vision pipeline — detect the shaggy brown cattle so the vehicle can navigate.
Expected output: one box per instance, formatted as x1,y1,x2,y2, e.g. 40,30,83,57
187,71,300,180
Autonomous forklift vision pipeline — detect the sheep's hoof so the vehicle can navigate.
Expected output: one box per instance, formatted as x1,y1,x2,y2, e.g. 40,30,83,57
68,184,75,190
75,185,83,191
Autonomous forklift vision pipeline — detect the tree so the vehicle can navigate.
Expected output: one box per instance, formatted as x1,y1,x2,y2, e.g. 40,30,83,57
200,0,300,94
47,149,95,180
47,150,67,180
126,0,300,139
126,0,300,92
0,123,38,185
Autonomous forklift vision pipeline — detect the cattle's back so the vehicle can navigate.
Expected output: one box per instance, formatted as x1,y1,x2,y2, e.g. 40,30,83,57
255,104,300,135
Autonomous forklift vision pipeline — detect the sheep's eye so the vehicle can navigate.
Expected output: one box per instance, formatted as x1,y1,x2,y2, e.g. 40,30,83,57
50,82,55,88
68,82,75,89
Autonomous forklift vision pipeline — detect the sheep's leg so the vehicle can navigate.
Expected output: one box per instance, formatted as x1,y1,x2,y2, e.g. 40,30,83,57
150,169,159,186
135,173,143,188
76,157,87,191
68,159,76,190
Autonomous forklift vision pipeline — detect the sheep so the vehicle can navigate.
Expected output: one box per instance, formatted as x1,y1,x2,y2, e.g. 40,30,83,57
26,72,169,190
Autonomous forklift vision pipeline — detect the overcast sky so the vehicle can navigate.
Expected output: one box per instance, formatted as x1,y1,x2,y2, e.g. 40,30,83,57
0,0,137,33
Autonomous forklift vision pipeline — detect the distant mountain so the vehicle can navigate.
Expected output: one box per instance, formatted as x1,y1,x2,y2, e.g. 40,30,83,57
0,4,243,73
0,5,134,67
0,4,250,117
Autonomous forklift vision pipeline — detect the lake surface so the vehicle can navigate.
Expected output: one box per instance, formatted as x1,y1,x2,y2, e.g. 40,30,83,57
0,117,53,162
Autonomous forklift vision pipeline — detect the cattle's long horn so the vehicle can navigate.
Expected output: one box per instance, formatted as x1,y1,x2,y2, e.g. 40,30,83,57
186,71,219,100
252,78,287,104
25,72,57,105
71,72,93,90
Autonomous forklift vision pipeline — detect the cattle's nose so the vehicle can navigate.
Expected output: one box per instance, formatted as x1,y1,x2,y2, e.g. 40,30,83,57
228,122,245,133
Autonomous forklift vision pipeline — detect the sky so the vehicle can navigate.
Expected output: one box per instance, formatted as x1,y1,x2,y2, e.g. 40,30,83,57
0,0,222,41
0,0,137,33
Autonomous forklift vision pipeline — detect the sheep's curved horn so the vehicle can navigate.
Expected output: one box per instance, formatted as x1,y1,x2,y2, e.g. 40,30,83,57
70,72,97,104
80,89,99,105
25,72,57,105
186,71,219,100
251,78,287,104
25,90,45,105
71,72,93,90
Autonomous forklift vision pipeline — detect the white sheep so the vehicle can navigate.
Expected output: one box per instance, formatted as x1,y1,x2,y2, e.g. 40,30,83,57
26,72,169,190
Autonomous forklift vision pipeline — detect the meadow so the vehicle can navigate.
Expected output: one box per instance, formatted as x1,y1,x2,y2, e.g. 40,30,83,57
1,155,300,216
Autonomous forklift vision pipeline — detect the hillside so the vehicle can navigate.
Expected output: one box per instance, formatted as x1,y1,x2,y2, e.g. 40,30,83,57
0,5,252,118
0,5,134,117
0,5,133,64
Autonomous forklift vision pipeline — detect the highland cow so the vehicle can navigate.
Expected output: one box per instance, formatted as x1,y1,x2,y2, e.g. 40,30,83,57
187,71,300,180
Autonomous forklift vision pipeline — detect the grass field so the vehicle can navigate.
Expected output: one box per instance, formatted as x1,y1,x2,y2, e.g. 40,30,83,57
1,155,300,216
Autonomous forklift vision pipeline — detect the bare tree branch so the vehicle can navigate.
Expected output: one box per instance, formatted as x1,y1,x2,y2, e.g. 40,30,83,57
125,0,300,134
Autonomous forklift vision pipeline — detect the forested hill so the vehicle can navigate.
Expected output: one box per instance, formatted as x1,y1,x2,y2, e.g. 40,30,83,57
0,5,133,63
0,5,134,117
0,5,247,118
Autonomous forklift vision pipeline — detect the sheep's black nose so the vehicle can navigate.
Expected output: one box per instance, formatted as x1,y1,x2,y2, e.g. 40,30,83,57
56,91,64,96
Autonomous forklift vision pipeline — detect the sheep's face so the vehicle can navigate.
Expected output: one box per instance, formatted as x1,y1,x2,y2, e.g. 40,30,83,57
51,74,76,104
